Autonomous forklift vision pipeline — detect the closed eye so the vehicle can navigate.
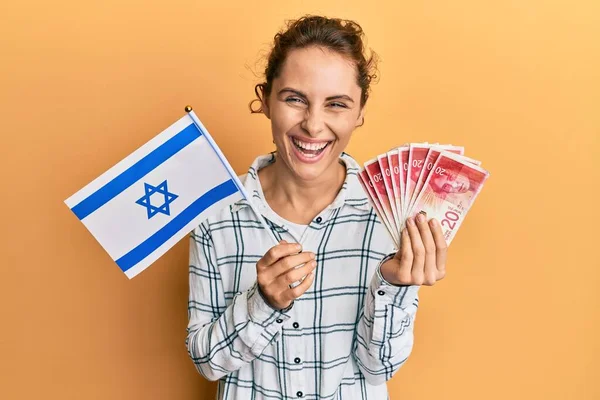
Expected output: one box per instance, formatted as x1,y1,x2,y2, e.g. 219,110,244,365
285,97,348,109
285,97,306,104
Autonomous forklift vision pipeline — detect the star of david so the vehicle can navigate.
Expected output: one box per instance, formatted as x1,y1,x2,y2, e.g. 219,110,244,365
135,180,179,219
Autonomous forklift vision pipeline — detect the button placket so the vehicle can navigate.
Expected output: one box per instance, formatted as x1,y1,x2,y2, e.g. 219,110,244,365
287,304,306,399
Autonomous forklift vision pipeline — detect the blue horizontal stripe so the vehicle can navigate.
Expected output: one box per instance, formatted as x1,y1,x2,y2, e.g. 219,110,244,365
116,179,239,272
71,122,202,220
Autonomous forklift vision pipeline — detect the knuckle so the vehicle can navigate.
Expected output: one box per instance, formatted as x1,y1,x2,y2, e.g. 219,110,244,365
283,257,296,270
412,274,424,286
265,249,277,263
424,275,436,286
424,244,436,254
413,246,425,258
255,261,264,271
284,272,296,285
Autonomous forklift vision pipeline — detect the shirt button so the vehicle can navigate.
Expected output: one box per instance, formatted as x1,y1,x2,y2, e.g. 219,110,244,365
276,318,283,324
293,322,300,329
297,391,303,398
316,217,322,223
294,357,301,364
377,290,385,296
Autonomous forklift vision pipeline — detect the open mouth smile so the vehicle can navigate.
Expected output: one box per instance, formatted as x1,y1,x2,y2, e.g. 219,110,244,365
289,136,333,163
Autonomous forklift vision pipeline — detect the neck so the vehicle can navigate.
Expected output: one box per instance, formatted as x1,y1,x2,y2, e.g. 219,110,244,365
259,154,346,224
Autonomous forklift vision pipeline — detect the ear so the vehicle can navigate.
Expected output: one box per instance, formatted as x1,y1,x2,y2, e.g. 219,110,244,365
356,107,365,127
262,96,271,119
259,85,271,120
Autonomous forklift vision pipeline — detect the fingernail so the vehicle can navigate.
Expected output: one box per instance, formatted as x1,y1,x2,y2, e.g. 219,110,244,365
416,213,425,223
296,244,302,251
310,252,315,259
407,217,415,227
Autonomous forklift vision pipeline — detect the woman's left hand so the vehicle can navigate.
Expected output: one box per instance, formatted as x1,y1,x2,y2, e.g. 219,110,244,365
380,213,448,286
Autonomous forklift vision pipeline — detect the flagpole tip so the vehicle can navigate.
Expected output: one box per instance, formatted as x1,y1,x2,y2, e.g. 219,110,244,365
184,105,193,112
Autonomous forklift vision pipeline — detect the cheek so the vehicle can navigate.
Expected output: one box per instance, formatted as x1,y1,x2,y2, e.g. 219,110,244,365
270,104,302,133
330,117,356,142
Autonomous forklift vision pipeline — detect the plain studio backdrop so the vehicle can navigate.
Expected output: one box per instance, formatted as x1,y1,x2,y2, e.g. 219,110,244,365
1,1,598,399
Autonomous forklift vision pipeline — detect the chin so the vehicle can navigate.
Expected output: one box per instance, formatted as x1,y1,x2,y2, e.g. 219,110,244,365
291,163,328,181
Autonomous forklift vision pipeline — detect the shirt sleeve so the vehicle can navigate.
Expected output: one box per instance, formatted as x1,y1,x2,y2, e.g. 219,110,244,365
353,253,420,385
185,222,292,381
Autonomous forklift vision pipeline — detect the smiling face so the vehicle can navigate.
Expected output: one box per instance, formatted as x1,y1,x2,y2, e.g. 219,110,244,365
262,46,365,182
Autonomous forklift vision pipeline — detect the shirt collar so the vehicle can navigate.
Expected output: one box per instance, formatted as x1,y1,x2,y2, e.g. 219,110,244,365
231,151,371,213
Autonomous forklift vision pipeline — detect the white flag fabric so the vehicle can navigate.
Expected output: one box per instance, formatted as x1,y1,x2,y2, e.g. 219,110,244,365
65,112,245,279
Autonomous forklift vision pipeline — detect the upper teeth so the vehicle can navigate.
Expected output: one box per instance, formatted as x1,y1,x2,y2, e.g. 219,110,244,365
292,137,329,151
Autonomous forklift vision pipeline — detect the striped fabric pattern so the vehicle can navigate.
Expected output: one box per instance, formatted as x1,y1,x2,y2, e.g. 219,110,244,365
186,152,420,400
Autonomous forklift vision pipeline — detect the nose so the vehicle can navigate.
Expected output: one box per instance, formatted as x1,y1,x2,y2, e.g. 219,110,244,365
300,107,325,136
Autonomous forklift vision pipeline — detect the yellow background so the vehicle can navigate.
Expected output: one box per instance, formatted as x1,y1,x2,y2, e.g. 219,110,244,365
1,0,599,399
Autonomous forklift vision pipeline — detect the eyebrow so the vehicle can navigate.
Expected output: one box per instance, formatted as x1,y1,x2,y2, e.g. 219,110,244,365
278,88,355,103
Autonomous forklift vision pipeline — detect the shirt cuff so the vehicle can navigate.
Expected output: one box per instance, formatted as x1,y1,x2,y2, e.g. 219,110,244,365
258,284,294,313
247,282,292,327
374,253,420,309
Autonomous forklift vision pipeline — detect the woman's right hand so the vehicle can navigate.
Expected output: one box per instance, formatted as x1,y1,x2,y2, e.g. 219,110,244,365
256,240,316,310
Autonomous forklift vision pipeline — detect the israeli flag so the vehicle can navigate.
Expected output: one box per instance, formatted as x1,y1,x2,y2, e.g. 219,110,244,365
65,110,246,279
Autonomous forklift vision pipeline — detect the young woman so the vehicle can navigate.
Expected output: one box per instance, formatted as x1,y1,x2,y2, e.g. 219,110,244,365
186,15,448,400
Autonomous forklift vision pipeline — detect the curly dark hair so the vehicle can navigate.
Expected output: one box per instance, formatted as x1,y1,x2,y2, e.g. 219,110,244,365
249,15,379,116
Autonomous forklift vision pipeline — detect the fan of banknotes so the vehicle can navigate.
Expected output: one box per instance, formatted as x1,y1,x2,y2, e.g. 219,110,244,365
358,143,490,248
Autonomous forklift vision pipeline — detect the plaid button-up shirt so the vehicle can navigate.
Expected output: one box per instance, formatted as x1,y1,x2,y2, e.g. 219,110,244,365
186,152,420,400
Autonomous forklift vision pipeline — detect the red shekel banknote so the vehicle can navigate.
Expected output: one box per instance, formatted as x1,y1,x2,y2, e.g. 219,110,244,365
407,145,465,215
410,151,490,244
364,158,400,244
358,169,399,248
404,143,430,218
377,154,401,231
